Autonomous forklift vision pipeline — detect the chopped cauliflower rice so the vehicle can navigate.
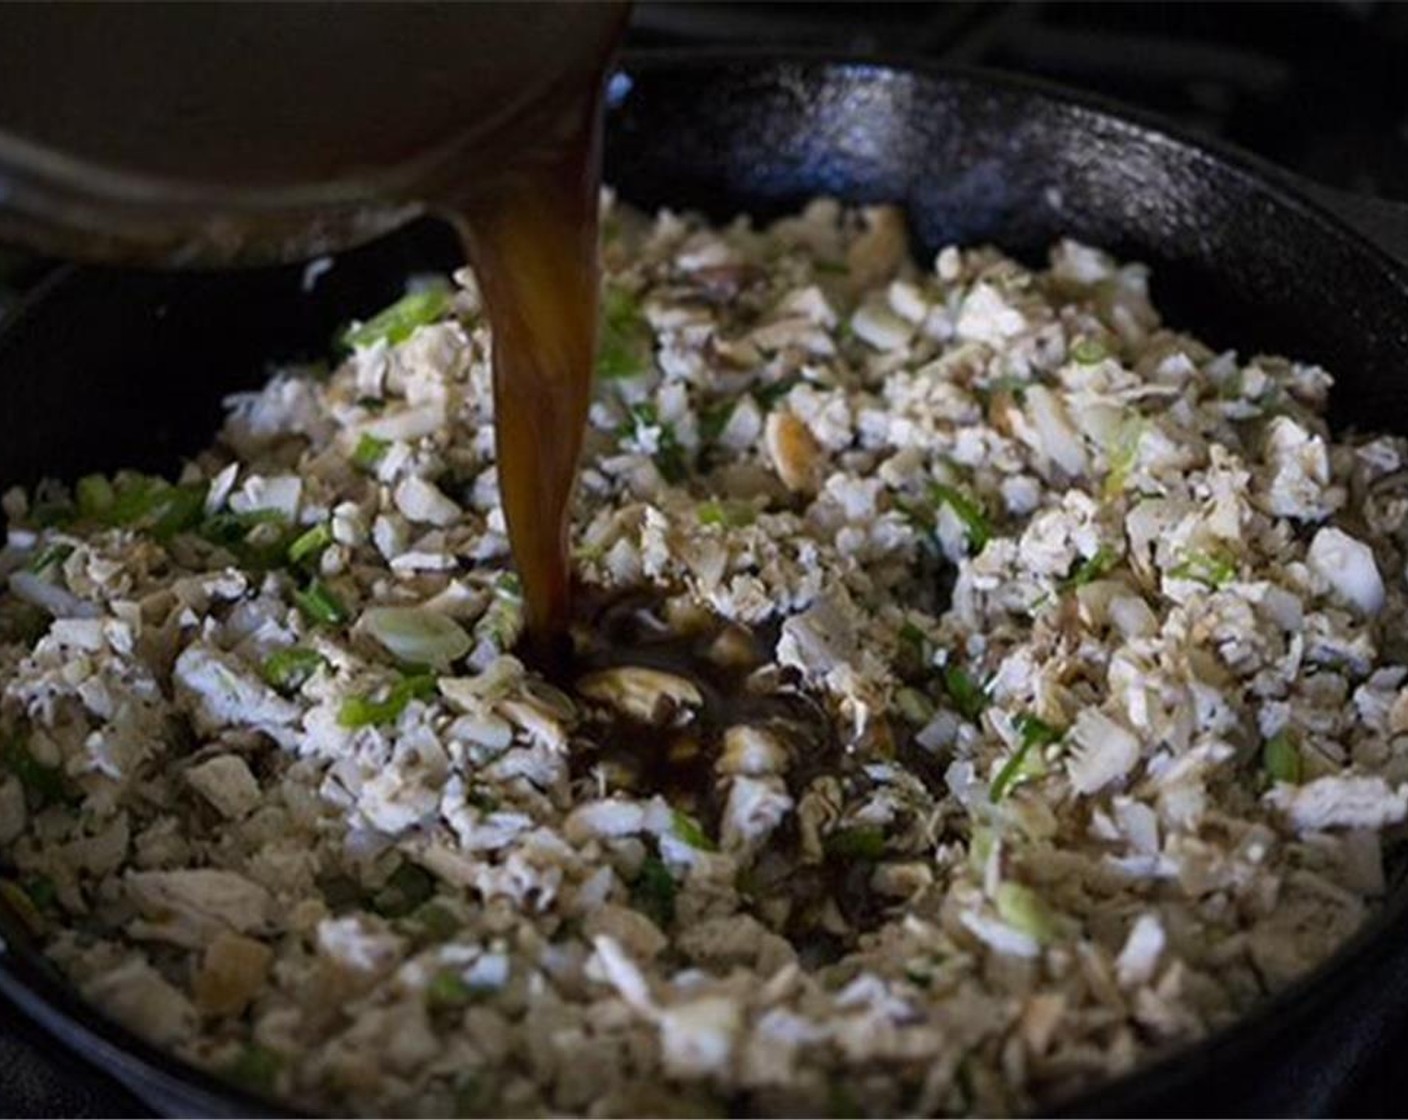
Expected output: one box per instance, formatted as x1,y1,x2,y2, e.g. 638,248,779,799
2,193,1407,1117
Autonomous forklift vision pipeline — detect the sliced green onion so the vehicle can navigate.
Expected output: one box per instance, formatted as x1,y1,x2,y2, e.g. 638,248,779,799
697,499,756,528
942,663,988,723
1060,544,1119,591
261,647,327,694
105,473,170,527
698,400,736,444
597,285,654,380
1102,416,1145,500
294,578,350,626
1168,548,1237,588
287,522,333,567
351,433,390,471
1071,337,1108,365
623,402,689,484
823,825,887,861
341,285,451,351
361,606,470,670
995,881,1063,944
1263,730,1303,785
199,508,292,569
630,855,677,929
895,686,935,725
26,543,73,575
151,483,210,541
222,1044,282,1095
339,672,437,729
74,474,115,520
990,714,1063,801
929,482,991,553
671,808,717,851
897,621,935,669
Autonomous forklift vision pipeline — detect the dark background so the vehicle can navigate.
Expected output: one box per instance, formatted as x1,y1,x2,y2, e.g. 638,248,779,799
2,1,1407,1115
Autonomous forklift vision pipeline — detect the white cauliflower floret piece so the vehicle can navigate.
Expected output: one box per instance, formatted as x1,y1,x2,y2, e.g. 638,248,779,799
658,996,743,1079
1261,417,1337,520
83,958,196,1046
185,755,261,819
1067,709,1142,795
394,476,461,527
1267,775,1408,832
1307,527,1384,615
173,645,301,748
720,776,793,854
956,283,1025,345
1115,913,1166,987
229,473,302,520
1023,385,1089,477
316,915,406,975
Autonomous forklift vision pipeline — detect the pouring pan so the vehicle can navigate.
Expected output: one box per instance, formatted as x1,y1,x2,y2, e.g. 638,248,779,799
2,55,1408,1118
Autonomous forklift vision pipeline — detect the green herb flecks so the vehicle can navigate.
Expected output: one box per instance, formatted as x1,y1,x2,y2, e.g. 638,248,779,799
990,714,1063,801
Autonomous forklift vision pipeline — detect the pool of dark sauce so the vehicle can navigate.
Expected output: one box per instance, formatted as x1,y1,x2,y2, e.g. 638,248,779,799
0,3,919,958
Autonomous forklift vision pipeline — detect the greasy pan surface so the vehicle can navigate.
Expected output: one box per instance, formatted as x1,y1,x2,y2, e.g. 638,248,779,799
3,56,1408,1117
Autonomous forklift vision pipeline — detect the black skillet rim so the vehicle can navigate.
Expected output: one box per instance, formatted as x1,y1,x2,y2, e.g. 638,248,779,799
0,50,1406,1118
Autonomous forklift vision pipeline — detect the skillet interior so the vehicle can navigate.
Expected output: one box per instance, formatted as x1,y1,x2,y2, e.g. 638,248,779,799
3,57,1408,1116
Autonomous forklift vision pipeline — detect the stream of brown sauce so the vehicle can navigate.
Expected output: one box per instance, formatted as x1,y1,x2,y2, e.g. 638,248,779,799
0,2,626,650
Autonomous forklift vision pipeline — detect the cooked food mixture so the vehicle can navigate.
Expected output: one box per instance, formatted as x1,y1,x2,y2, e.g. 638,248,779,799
3,196,1408,1117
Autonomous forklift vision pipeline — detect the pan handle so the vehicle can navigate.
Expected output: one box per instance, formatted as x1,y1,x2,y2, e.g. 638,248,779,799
1298,180,1408,271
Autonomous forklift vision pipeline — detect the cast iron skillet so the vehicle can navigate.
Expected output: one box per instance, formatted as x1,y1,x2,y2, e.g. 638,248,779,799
3,55,1408,1118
